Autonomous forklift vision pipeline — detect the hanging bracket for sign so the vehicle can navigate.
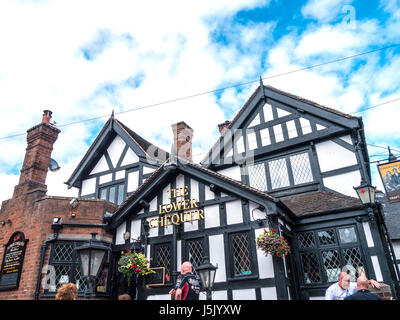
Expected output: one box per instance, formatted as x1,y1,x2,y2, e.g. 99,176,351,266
0,231,29,291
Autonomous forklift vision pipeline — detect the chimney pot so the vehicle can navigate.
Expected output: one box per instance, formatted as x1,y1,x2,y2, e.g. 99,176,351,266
42,110,53,124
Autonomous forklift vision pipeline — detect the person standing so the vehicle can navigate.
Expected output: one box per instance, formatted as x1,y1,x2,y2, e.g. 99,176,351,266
344,277,382,300
325,272,380,300
169,261,200,300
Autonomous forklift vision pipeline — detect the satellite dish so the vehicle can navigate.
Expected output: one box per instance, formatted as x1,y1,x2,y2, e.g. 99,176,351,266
49,158,61,172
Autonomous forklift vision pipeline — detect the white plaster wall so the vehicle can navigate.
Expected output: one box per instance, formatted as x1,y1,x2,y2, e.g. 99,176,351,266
143,166,155,174
209,234,226,283
340,134,353,145
190,179,199,200
164,223,173,235
300,117,312,134
149,196,157,212
260,128,271,146
177,240,181,272
249,201,265,221
162,184,171,205
323,170,361,197
362,222,375,247
81,177,96,196
263,104,274,122
261,287,277,300
211,290,228,300
232,288,256,300
99,173,112,184
127,171,139,192
204,204,220,229
371,256,383,282
248,113,260,127
90,155,109,175
309,296,325,300
287,120,297,139
205,185,215,201
273,124,284,142
115,222,126,245
147,218,158,237
115,170,125,180
107,136,126,168
248,131,258,150
218,166,241,182
176,174,185,193
121,147,139,166
392,241,400,258
316,140,358,172
130,219,141,242
255,228,275,279
225,200,243,225
184,219,198,232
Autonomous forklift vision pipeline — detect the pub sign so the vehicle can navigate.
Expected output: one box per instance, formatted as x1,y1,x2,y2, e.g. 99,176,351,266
0,231,28,291
378,160,400,201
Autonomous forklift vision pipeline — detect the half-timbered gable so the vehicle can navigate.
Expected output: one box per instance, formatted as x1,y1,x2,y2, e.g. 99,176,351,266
108,160,298,300
66,115,168,204
202,82,370,199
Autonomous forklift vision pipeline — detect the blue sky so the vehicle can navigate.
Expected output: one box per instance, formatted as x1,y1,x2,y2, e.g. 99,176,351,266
0,0,399,202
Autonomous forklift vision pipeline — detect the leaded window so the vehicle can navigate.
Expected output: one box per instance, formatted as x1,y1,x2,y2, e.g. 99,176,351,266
246,151,314,192
187,239,204,276
99,182,125,205
153,243,172,282
297,226,366,286
43,241,109,296
229,232,255,278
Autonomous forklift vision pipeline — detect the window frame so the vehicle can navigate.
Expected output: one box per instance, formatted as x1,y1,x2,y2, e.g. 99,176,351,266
182,237,208,276
98,181,126,205
151,242,173,285
246,149,316,193
296,224,369,287
226,230,259,281
41,240,111,298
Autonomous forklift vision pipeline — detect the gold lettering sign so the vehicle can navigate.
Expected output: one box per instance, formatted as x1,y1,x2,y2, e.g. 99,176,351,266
149,186,204,228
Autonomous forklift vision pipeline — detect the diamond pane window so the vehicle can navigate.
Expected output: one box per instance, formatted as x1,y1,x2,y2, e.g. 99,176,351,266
322,250,341,282
248,163,268,191
54,265,71,289
231,233,253,276
155,244,171,280
53,243,74,262
318,230,336,246
269,158,290,189
290,153,313,185
298,232,315,249
188,240,204,276
301,252,321,284
343,247,365,281
338,227,357,244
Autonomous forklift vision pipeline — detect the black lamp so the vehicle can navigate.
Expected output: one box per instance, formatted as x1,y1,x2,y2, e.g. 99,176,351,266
196,256,217,300
353,178,376,205
74,232,111,299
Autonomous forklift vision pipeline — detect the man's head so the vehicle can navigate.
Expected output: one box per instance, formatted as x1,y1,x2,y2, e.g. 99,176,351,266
338,272,351,290
356,276,370,290
181,261,193,274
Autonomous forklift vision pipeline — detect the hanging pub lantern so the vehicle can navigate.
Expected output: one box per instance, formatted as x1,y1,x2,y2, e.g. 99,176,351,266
74,232,111,299
353,178,376,205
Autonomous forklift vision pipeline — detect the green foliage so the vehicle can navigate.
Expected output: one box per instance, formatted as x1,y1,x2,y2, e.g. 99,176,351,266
117,250,155,286
256,229,290,258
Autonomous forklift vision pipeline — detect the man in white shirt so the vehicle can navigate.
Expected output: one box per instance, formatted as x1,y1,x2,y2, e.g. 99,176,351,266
325,272,380,300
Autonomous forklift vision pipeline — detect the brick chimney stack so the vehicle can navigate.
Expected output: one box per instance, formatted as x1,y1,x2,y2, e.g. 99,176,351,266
13,110,60,198
218,121,231,135
171,121,193,162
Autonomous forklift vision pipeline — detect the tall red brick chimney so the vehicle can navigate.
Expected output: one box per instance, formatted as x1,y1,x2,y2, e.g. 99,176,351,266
171,121,193,162
13,110,60,198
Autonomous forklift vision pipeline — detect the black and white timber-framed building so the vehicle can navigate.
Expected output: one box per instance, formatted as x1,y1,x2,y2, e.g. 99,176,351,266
62,82,399,300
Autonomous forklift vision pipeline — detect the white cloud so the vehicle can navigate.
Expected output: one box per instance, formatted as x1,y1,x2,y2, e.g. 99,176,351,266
301,0,354,23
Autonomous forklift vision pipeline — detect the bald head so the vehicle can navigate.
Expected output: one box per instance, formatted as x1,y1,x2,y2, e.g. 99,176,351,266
181,261,193,274
357,276,370,290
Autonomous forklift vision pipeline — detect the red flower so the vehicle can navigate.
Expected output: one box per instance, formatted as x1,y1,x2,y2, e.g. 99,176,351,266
279,245,282,249
272,229,277,232
126,249,130,253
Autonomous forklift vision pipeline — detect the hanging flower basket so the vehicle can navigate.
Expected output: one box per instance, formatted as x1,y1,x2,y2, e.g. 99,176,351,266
118,250,155,286
256,229,290,258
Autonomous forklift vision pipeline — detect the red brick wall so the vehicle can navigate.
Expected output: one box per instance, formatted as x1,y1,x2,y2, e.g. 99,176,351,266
0,195,117,300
